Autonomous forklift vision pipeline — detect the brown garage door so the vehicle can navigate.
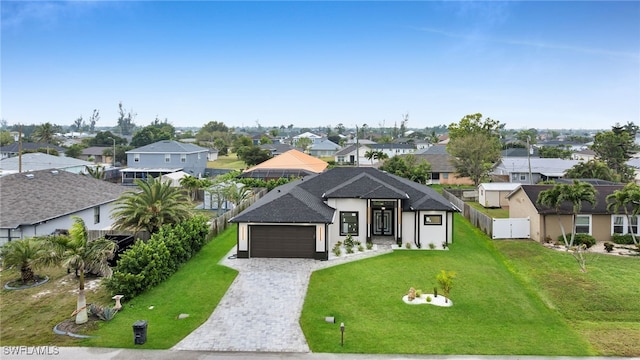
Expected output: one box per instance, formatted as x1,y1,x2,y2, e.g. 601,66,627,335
250,225,316,258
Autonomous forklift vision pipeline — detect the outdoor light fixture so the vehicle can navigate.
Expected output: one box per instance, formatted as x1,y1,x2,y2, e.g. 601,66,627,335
340,322,345,347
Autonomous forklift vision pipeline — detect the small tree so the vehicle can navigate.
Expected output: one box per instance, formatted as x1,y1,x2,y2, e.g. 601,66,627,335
436,270,456,303
0,238,48,284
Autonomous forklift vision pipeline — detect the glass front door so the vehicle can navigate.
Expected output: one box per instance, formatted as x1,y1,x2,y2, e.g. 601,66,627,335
372,209,393,236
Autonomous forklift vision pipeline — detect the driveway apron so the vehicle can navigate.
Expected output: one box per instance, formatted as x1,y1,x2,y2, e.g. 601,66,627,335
173,247,391,353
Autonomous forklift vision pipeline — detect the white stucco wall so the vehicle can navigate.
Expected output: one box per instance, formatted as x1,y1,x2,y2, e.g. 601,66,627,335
326,198,368,248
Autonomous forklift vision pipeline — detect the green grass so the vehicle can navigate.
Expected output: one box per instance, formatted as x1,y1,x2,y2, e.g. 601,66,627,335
300,214,594,355
494,240,640,357
81,225,238,348
207,153,246,170
467,201,510,218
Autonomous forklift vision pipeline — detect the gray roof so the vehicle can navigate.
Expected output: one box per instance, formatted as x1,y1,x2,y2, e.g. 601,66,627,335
0,153,93,172
0,142,65,153
494,158,579,175
309,139,341,151
0,169,130,228
82,146,110,156
415,145,448,155
127,140,209,154
410,153,457,172
370,143,415,150
230,167,456,224
335,144,371,156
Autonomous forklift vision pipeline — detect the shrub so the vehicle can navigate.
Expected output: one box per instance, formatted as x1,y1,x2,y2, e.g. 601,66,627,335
611,234,636,245
344,235,355,248
346,246,354,254
426,296,432,303
366,242,373,250
557,233,596,249
415,289,423,297
88,304,118,321
434,287,438,297
357,245,364,252
405,242,411,249
604,242,615,253
332,244,342,257
428,243,436,250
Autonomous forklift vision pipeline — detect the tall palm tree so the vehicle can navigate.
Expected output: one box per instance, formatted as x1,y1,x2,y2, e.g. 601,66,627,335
0,238,48,284
32,122,57,144
43,217,116,324
606,182,640,246
111,177,192,234
179,175,201,201
364,150,376,165
224,182,252,207
537,180,597,248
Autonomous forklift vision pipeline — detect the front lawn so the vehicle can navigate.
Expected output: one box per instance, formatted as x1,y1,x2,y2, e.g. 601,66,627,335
301,214,594,355
494,240,640,357
82,225,238,348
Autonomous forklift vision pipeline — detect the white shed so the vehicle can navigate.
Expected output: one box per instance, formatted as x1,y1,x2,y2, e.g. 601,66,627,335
478,183,521,208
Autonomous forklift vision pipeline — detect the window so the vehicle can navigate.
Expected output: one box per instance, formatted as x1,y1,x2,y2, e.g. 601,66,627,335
134,154,140,162
180,154,187,163
613,215,625,234
165,154,171,163
519,174,527,181
340,212,358,236
511,174,518,181
630,216,639,235
94,206,100,224
442,173,449,179
424,215,442,225
575,215,591,234
337,156,345,163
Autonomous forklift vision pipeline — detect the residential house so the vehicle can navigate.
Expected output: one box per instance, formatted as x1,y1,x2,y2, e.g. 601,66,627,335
492,158,579,184
259,143,300,156
239,149,328,181
229,167,458,259
80,146,113,165
334,144,372,166
500,147,539,158
0,153,94,177
122,140,209,184
412,145,474,185
0,142,65,159
0,169,130,245
478,182,521,208
369,143,416,159
292,132,322,141
535,140,589,152
506,184,624,243
308,138,341,158
571,149,597,162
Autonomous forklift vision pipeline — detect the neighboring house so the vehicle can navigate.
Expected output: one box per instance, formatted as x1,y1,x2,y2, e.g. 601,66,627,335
259,143,300,156
506,184,624,243
412,145,474,185
80,146,113,165
492,158,579,184
0,169,130,245
0,142,65,159
414,140,430,150
628,158,640,185
335,144,373,166
535,140,589,152
122,140,209,184
478,183,521,208
500,147,539,158
230,167,458,259
293,132,322,141
239,149,328,181
369,143,416,158
308,138,342,157
571,149,597,162
0,153,94,177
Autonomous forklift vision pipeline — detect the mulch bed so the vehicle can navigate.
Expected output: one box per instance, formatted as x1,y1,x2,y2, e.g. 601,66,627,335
54,317,100,337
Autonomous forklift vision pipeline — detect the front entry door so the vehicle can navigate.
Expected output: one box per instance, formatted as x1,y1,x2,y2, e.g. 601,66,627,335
372,209,393,236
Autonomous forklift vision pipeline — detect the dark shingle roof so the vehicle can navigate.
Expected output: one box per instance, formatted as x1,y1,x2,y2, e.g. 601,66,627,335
230,167,456,223
515,184,624,215
0,169,130,228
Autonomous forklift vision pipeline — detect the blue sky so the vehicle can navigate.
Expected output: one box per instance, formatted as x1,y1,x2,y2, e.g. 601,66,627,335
2,1,639,131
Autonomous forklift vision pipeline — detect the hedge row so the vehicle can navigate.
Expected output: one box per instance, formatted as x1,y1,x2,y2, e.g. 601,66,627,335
104,215,210,298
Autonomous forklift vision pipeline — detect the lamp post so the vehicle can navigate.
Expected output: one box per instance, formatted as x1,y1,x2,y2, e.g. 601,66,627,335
340,322,345,347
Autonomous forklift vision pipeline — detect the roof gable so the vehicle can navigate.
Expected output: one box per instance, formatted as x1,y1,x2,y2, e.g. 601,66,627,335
513,184,624,215
244,149,328,173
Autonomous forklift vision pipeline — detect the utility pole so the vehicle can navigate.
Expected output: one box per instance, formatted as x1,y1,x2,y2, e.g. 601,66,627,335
18,124,23,173
355,125,359,167
527,135,533,184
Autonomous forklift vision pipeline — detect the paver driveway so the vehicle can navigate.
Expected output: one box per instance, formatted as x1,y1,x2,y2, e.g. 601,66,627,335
173,247,391,352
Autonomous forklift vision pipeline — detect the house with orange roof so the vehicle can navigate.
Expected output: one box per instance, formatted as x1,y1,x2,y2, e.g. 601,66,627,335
239,149,328,180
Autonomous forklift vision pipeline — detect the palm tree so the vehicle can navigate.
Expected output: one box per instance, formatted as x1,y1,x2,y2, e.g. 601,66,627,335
364,150,376,165
607,182,640,246
373,150,389,163
111,177,192,234
0,238,48,284
43,217,116,324
32,122,57,144
537,180,597,248
85,165,105,180
179,175,200,201
224,182,252,207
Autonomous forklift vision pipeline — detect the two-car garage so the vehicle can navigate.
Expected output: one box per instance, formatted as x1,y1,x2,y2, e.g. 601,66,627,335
249,225,316,258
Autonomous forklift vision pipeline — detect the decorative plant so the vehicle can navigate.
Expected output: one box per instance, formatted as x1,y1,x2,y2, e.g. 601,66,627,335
415,289,423,297
604,242,615,253
428,243,436,250
357,245,364,252
343,235,354,248
366,242,373,250
434,287,438,297
442,242,448,249
346,246,354,254
332,244,342,257
405,242,412,249
436,270,456,303
426,296,432,303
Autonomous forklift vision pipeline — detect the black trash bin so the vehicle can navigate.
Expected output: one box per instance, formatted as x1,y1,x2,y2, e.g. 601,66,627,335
133,320,148,345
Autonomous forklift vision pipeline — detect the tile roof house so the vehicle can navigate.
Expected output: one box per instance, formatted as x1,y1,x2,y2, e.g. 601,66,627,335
0,169,130,245
506,184,625,243
0,153,94,177
122,140,209,184
230,167,459,259
239,149,329,180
